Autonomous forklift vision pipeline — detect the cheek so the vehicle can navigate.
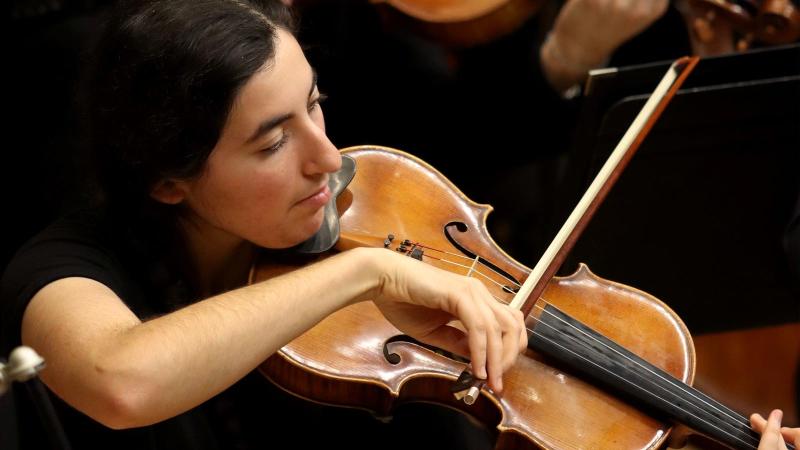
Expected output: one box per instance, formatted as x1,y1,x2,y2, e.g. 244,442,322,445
191,154,320,248
240,168,319,244
195,163,291,230
235,168,292,222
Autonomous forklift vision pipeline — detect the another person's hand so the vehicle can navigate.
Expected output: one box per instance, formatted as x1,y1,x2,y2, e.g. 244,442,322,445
540,0,669,92
751,409,800,449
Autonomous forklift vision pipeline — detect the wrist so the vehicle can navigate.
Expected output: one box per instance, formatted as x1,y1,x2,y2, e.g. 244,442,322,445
540,33,601,95
344,247,391,304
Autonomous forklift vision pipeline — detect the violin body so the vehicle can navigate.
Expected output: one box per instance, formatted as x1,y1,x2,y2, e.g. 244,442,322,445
372,0,544,47
683,0,800,53
253,146,695,449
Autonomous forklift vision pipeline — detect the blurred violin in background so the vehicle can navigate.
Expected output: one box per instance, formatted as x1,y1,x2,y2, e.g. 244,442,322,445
368,0,545,47
370,0,800,54
678,0,800,55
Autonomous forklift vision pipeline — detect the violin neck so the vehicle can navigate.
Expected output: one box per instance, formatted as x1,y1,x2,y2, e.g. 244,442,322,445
527,305,781,450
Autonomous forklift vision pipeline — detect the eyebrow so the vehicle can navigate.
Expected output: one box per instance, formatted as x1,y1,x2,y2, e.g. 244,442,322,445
245,69,318,144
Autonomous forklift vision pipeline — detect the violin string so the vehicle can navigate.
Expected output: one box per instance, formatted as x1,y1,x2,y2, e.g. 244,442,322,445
412,243,524,289
408,243,754,432
523,303,755,431
421,253,520,292
523,299,754,433
523,322,760,449
400,241,754,434
492,298,759,447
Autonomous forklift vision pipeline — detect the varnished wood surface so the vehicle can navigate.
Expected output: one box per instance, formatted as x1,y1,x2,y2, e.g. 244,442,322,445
693,323,799,426
665,323,799,449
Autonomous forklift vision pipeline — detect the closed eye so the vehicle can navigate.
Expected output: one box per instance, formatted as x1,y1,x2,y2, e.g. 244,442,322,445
260,92,326,155
262,132,290,154
308,93,327,112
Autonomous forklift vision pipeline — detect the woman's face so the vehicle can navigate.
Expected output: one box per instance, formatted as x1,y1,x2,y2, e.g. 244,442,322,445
175,29,342,249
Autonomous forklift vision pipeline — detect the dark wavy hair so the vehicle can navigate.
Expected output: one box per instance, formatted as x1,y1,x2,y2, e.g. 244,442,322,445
91,0,295,217
87,0,296,306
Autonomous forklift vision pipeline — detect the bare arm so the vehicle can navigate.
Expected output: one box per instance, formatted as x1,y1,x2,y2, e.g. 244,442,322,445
22,247,526,429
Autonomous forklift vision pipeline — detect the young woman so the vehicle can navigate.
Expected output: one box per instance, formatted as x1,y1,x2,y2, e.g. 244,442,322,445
0,0,526,448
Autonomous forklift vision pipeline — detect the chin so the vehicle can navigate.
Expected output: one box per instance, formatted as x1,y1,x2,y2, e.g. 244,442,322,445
283,214,326,248
261,206,327,249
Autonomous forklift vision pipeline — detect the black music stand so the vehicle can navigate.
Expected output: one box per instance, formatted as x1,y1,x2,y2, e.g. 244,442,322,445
558,44,800,334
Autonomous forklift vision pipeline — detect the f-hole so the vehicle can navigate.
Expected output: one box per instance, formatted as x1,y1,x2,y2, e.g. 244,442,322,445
444,222,521,292
383,334,468,365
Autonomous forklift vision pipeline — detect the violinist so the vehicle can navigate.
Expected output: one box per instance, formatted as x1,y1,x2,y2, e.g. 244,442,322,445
0,0,526,448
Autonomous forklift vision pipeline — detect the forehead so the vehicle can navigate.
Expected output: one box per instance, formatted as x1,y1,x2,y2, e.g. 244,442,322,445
223,29,312,140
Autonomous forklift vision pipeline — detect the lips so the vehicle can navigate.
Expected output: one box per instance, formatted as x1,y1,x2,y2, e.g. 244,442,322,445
296,183,331,208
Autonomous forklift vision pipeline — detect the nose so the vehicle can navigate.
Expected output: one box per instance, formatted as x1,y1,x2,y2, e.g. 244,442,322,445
301,117,341,176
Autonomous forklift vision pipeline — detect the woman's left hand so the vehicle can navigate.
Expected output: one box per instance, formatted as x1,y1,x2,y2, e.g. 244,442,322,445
751,409,800,450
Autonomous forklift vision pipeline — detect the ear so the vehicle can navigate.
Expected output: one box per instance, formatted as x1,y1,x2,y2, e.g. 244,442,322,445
150,179,189,205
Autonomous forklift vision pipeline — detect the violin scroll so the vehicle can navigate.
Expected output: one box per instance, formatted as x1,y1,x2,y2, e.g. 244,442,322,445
680,0,800,55
756,0,800,43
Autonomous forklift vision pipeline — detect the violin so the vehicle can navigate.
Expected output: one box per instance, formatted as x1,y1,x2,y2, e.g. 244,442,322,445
679,0,800,54
370,0,545,47
374,0,799,52
249,58,792,449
